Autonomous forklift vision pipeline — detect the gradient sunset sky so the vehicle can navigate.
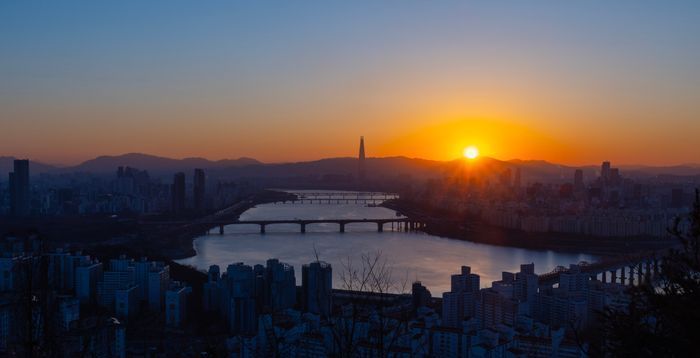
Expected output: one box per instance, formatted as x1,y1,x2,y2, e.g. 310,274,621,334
1,1,699,166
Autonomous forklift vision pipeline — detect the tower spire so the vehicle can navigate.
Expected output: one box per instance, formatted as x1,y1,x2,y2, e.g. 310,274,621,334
358,136,366,183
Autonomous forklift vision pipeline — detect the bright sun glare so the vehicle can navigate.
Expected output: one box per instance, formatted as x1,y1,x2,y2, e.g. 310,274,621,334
463,146,479,159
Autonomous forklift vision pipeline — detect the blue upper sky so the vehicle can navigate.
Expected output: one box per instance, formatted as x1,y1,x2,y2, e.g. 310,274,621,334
1,1,699,164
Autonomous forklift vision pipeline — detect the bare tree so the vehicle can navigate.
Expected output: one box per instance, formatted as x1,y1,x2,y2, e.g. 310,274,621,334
321,250,418,357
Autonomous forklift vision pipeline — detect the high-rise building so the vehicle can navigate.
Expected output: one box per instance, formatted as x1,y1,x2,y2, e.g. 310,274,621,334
171,172,186,213
97,260,136,309
193,168,206,212
166,282,191,327
412,281,432,311
76,262,103,304
9,159,30,217
442,266,480,327
302,261,332,316
203,265,221,312
133,257,151,302
147,262,170,311
515,263,539,316
226,263,257,334
115,286,139,321
358,136,366,183
265,258,296,311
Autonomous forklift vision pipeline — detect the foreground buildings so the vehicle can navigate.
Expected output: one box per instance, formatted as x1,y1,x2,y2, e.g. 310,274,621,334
0,235,189,357
210,260,632,357
0,231,645,357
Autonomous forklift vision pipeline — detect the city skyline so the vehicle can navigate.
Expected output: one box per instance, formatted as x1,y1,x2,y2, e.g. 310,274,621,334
2,1,700,165
2,2,699,356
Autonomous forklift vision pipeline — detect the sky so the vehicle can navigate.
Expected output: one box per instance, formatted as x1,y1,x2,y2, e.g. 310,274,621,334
1,1,699,166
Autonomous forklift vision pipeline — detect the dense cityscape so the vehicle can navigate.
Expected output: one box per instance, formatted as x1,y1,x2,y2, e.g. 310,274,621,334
3,1,700,357
1,141,696,356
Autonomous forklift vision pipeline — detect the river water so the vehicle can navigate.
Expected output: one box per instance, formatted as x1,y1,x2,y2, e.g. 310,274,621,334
177,193,595,294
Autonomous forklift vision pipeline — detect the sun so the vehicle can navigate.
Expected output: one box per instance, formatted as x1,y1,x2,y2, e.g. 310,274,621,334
463,146,479,159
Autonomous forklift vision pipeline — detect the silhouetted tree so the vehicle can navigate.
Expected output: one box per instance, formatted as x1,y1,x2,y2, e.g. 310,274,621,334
602,189,700,357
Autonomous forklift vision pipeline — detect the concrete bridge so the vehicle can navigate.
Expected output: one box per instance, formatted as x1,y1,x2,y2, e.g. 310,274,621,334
210,218,426,234
274,191,399,205
538,251,663,287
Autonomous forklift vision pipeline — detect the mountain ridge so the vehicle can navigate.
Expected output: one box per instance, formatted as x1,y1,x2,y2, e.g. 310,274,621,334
2,153,699,180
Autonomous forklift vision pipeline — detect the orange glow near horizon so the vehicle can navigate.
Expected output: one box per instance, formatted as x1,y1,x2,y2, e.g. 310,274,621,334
376,118,578,163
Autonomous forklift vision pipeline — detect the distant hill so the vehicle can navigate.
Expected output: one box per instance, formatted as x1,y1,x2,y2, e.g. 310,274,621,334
619,164,700,177
65,153,261,175
0,156,58,179
3,152,699,183
209,156,454,181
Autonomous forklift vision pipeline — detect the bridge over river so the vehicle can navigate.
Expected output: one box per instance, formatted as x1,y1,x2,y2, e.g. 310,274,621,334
538,251,664,287
209,218,426,234
274,191,399,205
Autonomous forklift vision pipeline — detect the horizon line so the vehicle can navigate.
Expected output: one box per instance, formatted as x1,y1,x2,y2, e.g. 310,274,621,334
3,152,699,170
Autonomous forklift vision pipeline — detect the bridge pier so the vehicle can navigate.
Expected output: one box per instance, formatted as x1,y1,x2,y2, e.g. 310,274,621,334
601,271,607,283
340,223,345,233
620,267,626,285
301,223,306,233
610,269,617,284
377,222,384,232
260,224,266,234
219,225,224,235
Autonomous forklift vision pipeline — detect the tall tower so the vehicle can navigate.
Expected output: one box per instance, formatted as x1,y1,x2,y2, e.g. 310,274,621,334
358,136,366,183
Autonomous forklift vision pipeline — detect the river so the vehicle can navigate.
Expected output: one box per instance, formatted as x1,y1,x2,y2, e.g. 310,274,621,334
177,192,596,294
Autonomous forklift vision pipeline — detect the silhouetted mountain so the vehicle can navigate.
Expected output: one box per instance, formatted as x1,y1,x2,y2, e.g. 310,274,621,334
0,156,58,178
619,165,700,177
66,153,261,175
206,156,450,183
506,159,598,182
6,152,699,183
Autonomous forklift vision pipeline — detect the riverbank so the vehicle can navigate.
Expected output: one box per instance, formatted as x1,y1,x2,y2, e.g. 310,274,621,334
146,190,297,259
383,199,676,257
